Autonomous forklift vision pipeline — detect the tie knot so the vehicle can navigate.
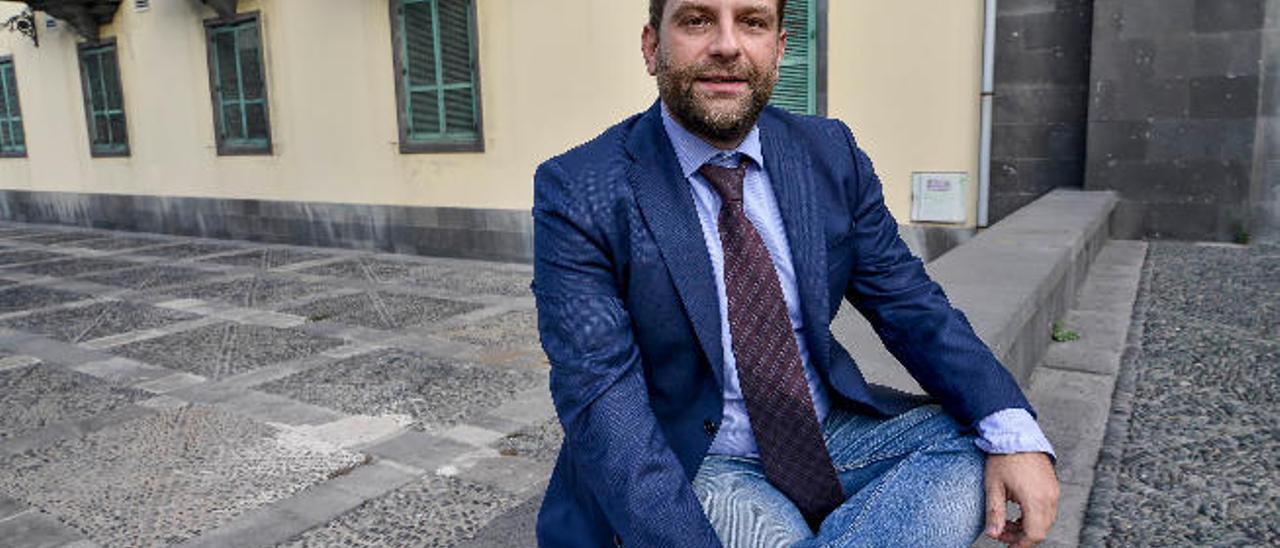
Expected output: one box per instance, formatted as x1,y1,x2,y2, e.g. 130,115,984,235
698,160,748,204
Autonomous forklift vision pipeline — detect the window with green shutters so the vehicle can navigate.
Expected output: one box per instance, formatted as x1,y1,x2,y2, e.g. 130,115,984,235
771,0,819,115
0,57,25,157
78,41,129,157
392,0,483,152
204,14,271,155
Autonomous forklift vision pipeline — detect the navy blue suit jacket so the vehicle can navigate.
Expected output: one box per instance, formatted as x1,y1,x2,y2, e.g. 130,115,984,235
531,102,1032,547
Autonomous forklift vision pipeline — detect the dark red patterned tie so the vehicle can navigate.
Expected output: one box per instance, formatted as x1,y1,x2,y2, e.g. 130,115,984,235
699,159,845,529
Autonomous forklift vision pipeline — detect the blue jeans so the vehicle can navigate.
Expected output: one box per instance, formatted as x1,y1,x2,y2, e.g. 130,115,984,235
692,405,986,547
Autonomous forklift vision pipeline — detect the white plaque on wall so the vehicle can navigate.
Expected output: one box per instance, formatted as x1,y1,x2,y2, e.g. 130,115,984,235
910,172,968,224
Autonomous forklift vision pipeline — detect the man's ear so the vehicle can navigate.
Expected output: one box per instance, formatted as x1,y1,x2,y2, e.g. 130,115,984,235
642,24,659,76
776,28,787,67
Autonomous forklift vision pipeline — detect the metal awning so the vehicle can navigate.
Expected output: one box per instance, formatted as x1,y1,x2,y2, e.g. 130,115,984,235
22,0,122,41
197,0,238,20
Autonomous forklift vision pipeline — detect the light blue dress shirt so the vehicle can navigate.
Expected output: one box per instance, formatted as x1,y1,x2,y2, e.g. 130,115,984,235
659,105,1055,459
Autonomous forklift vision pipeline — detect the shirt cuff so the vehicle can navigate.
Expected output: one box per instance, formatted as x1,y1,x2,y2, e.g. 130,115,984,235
973,408,1056,461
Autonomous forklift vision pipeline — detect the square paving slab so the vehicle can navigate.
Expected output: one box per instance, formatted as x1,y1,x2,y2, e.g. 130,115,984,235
0,286,87,315
113,322,345,380
199,248,334,269
408,264,532,297
257,349,545,431
282,291,481,330
129,241,245,259
0,249,68,266
0,404,366,547
163,275,333,308
296,257,418,283
278,474,518,548
0,301,198,344
77,264,225,291
0,362,149,441
6,257,137,278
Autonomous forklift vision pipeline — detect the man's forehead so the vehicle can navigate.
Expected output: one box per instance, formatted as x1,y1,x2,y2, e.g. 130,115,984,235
664,0,779,16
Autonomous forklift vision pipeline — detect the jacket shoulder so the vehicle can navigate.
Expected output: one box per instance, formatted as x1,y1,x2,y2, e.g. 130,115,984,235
538,112,643,180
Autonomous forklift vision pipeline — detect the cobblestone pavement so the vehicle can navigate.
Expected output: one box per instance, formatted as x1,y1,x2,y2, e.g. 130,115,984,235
1082,240,1280,546
0,222,561,548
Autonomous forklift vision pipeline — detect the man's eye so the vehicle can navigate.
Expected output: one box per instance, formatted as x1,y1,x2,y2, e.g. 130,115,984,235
683,16,711,27
743,18,767,29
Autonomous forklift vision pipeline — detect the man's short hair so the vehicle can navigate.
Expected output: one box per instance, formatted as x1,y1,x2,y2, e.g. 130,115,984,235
648,0,788,31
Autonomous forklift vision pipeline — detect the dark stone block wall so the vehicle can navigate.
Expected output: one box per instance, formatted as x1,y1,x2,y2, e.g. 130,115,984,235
989,0,1095,223
1086,0,1270,241
1254,0,1280,239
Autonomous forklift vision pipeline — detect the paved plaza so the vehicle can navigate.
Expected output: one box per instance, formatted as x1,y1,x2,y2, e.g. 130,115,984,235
0,222,1275,547
1080,240,1279,546
0,222,559,547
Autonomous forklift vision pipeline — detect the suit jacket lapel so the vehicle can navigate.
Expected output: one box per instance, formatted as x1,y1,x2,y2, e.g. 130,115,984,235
760,110,832,374
626,102,726,385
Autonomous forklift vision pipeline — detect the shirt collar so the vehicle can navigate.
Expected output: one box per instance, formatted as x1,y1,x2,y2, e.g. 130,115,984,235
660,101,764,180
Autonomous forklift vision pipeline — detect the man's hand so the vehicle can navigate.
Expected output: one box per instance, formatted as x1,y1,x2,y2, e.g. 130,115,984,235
984,452,1059,547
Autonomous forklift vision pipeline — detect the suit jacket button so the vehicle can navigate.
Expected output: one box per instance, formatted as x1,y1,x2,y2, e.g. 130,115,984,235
703,420,718,437
613,533,623,546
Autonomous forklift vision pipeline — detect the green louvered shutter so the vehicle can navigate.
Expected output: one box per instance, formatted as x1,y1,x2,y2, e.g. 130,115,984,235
0,60,25,156
771,0,816,115
79,43,130,156
206,17,270,153
399,0,480,146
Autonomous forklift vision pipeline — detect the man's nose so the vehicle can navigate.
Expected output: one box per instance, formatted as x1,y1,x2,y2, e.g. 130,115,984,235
707,17,742,58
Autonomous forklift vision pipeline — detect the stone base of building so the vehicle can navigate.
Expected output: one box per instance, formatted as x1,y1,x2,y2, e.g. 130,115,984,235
0,190,534,263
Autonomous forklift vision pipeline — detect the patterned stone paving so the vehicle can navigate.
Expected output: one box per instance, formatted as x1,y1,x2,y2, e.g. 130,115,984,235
13,232,108,246
199,248,334,269
0,285,87,315
436,309,538,350
296,257,418,283
0,222,552,548
494,419,563,463
0,229,59,240
0,363,148,441
161,275,333,308
408,264,533,297
4,257,138,278
0,249,68,266
278,474,518,548
78,264,225,291
257,349,544,432
0,404,366,547
130,241,246,259
0,301,198,344
281,291,482,330
69,235,170,251
113,322,346,380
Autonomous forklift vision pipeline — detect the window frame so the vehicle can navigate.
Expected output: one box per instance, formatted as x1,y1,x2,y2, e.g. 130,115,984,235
202,11,273,156
0,55,27,159
77,38,131,158
388,0,485,154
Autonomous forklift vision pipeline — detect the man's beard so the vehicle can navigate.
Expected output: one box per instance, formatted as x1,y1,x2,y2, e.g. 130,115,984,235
655,47,777,145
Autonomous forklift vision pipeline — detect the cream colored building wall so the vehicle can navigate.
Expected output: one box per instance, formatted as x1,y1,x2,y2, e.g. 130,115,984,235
0,0,654,210
828,1,985,226
0,0,985,225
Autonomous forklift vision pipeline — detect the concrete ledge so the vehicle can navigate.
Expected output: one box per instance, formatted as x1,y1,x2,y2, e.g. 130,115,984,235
836,189,1118,393
0,190,534,263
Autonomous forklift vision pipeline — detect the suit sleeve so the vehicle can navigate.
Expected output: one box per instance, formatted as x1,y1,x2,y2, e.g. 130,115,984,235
834,122,1034,427
531,159,722,547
